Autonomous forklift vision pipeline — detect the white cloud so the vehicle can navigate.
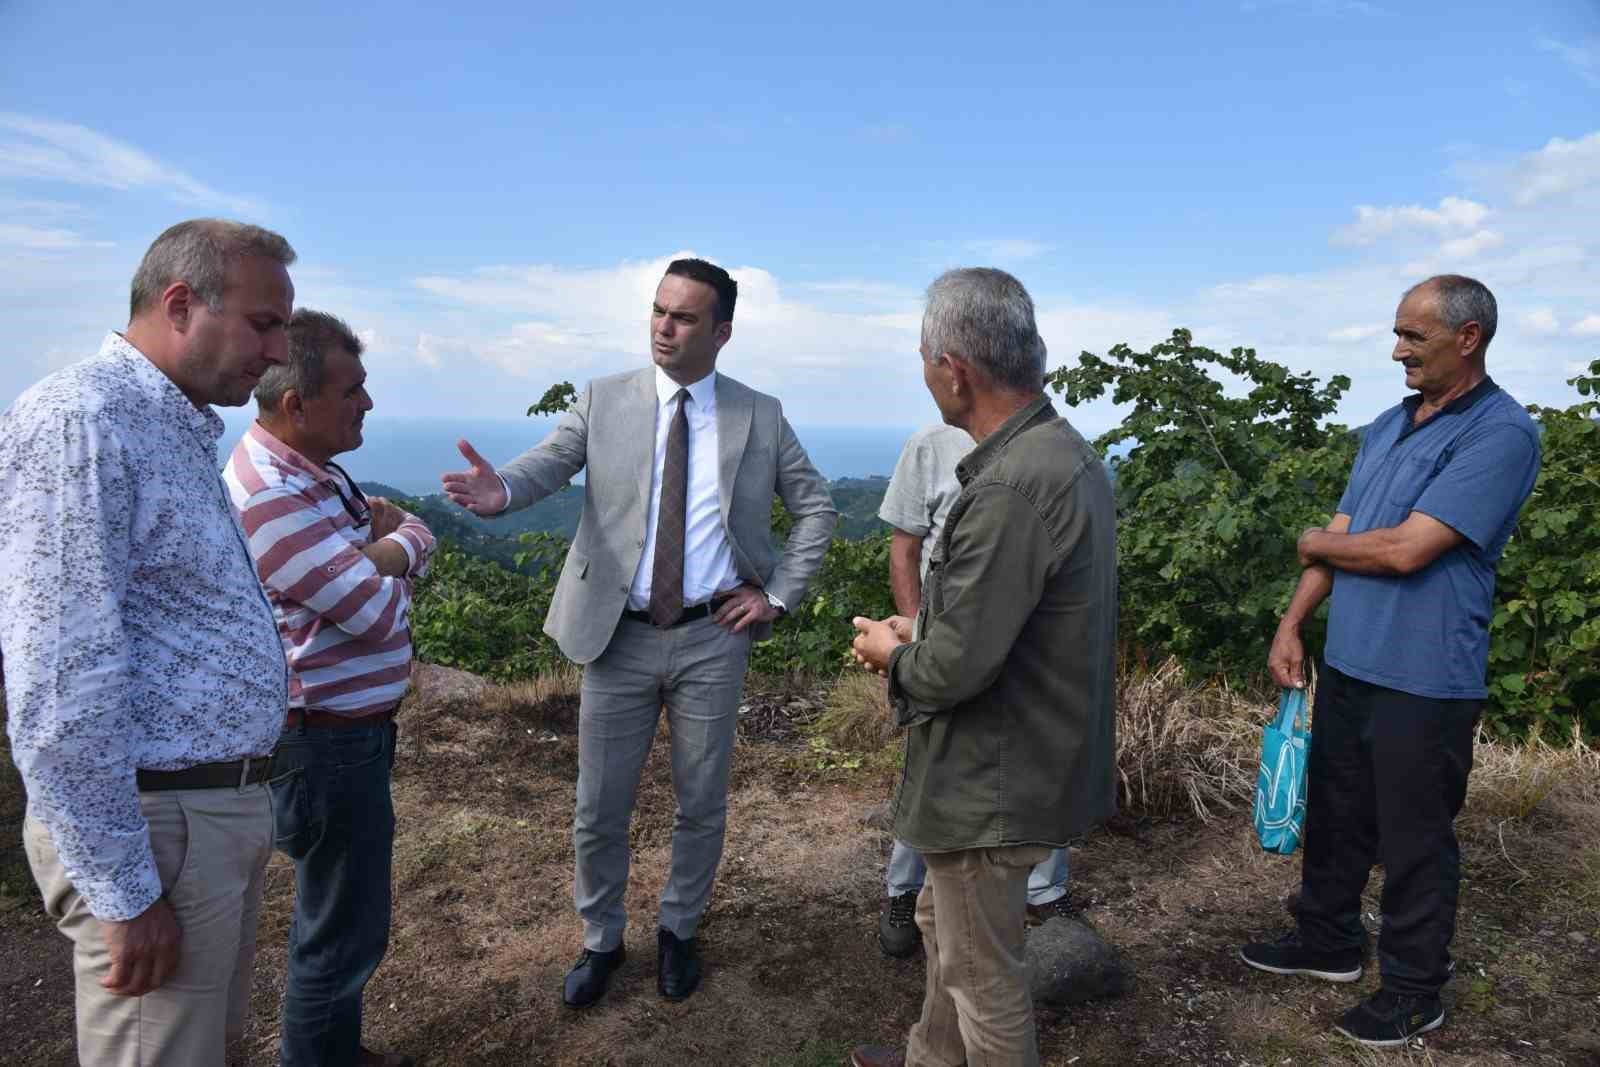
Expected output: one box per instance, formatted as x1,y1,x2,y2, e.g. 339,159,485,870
415,334,445,369
1328,324,1385,343
1522,308,1561,335
1537,35,1600,88
0,222,112,251
1332,196,1489,245
0,112,260,215
5,124,1595,432
1436,229,1504,260
411,252,923,390
1508,131,1600,206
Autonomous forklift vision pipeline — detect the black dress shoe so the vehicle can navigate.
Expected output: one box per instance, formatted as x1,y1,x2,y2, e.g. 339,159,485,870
563,945,625,1008
657,927,702,1001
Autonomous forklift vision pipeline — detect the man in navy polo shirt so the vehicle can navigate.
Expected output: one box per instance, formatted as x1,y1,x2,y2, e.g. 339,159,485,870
1239,275,1540,1048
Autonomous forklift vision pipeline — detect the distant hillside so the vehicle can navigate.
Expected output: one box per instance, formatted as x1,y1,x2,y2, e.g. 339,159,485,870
364,478,890,574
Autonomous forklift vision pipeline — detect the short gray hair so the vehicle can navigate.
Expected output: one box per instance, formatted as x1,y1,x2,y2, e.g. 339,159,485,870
921,268,1046,391
1405,274,1498,359
129,218,296,320
255,309,363,411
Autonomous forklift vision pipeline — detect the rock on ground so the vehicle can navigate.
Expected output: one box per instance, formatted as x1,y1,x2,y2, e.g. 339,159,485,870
1026,917,1133,1007
409,662,490,705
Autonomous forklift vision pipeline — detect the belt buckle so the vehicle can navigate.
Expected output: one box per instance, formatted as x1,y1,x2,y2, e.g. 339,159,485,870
238,756,256,791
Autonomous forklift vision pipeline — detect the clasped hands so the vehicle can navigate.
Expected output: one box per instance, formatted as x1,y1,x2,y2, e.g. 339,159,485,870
850,615,913,677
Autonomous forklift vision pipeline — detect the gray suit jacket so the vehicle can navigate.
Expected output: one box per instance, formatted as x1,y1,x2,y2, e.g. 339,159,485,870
498,367,838,664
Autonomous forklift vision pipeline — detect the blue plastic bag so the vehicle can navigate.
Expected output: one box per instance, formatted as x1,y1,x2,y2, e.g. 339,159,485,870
1254,687,1310,855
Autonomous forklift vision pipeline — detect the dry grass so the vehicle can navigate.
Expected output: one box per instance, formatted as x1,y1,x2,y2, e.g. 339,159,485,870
1114,658,1266,821
474,667,583,716
4,668,1598,1065
1467,724,1600,820
809,670,896,751
807,657,1269,821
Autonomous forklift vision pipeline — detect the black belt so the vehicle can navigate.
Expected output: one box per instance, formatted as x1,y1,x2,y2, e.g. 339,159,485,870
136,756,273,792
622,596,730,628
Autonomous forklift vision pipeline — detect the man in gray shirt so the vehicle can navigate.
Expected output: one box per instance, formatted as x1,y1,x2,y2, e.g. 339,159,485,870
875,423,1073,959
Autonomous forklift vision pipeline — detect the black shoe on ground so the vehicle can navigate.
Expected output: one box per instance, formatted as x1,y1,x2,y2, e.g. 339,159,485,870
1025,892,1080,926
562,945,626,1009
657,927,702,1001
1334,989,1444,1047
1239,931,1362,982
877,891,921,958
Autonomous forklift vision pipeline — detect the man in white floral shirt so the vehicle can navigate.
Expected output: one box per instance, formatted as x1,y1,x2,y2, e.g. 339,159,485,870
0,219,295,1065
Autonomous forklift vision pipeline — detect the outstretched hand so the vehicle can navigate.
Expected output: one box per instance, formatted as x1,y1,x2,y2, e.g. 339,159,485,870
441,439,509,516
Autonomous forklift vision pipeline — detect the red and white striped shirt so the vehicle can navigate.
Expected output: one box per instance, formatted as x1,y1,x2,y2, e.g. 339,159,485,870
224,423,434,716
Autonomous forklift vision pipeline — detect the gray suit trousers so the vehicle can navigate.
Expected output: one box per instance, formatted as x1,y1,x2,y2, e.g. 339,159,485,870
574,615,752,951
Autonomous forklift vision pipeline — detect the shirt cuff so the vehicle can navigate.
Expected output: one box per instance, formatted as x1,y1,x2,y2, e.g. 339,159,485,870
495,474,513,516
68,832,163,922
764,591,786,613
383,530,419,572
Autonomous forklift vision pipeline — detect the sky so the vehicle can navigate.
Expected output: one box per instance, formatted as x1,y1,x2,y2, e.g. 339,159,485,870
3,0,1599,440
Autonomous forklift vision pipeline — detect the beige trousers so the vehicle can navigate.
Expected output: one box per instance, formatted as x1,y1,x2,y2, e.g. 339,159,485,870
907,844,1053,1067
24,784,274,1067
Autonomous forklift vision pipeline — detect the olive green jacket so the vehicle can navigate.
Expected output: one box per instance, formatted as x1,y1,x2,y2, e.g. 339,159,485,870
888,397,1118,852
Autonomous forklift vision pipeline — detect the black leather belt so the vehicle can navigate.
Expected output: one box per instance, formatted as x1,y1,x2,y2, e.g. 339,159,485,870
622,596,731,628
135,756,273,792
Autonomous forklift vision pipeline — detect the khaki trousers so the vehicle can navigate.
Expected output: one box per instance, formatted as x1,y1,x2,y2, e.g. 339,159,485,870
907,844,1052,1067
23,784,274,1067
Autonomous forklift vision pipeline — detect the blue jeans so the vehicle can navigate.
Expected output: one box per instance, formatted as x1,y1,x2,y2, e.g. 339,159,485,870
888,839,1069,906
270,718,397,1067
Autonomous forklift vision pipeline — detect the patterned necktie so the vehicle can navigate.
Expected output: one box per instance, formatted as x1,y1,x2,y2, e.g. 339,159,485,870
649,389,691,627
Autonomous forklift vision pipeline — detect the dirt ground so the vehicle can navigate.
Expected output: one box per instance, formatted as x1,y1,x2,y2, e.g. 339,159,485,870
3,668,1597,1066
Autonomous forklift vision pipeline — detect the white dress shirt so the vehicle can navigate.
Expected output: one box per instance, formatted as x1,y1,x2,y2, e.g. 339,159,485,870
626,368,741,611
0,333,288,921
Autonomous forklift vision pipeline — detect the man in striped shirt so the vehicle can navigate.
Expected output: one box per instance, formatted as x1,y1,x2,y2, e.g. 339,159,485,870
224,309,433,1067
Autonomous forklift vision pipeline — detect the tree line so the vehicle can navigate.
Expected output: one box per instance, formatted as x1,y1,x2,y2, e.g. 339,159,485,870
410,336,1599,739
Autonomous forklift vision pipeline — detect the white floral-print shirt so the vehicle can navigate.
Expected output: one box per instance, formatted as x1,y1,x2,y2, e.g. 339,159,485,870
0,333,288,921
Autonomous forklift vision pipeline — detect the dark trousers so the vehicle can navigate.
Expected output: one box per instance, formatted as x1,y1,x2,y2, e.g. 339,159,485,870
1298,664,1480,997
270,718,398,1067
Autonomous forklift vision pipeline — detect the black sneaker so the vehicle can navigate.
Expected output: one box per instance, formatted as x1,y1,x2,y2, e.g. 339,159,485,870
1239,931,1362,982
1025,892,1080,926
877,891,920,958
1334,989,1444,1047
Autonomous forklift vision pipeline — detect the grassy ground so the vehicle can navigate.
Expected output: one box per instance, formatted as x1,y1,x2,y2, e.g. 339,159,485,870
2,664,1597,1066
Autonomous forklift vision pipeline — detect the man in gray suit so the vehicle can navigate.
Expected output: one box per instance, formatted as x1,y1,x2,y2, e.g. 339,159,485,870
442,258,837,1008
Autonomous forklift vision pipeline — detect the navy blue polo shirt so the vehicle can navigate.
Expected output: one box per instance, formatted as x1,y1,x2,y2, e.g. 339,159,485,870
1325,377,1540,700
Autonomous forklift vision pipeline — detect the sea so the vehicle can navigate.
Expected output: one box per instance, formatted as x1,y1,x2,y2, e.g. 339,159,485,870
217,412,918,494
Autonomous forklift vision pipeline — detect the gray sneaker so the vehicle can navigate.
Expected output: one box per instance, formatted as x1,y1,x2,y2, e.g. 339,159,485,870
877,891,920,958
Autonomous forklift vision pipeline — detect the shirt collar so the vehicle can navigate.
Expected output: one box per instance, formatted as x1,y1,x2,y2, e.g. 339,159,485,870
104,331,225,446
1400,375,1499,430
955,394,1055,486
245,421,342,484
654,366,717,412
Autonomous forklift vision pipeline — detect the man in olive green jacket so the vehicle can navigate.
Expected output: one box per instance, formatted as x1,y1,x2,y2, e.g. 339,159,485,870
849,268,1118,1067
